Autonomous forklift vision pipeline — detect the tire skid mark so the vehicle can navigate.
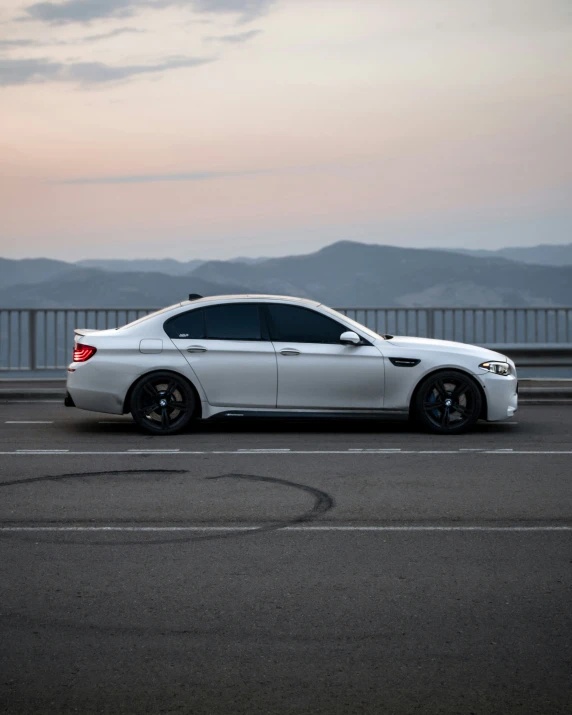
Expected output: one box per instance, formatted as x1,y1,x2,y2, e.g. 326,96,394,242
0,470,335,546
0,471,335,632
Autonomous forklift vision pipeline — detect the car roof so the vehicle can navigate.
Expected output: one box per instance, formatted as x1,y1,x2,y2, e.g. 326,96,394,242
179,294,321,308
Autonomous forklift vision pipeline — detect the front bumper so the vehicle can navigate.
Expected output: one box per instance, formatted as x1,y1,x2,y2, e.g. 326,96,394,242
477,371,518,421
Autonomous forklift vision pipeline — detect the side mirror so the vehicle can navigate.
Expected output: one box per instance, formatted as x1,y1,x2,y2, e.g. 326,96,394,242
340,331,360,346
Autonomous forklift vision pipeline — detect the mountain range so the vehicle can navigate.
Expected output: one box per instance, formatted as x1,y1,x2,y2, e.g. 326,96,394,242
2,241,572,308
449,243,572,265
76,255,268,275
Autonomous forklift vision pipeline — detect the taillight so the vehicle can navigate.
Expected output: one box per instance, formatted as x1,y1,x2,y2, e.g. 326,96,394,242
73,344,97,362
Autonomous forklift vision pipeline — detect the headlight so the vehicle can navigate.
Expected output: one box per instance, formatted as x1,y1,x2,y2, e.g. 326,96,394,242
479,361,511,376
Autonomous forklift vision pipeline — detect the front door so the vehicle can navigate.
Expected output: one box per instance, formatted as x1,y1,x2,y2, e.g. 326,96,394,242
265,303,384,409
166,303,277,407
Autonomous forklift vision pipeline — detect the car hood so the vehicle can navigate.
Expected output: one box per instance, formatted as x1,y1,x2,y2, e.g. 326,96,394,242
377,335,507,361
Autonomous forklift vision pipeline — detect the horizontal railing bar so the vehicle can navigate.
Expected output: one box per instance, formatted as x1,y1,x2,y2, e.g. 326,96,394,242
2,307,572,373
335,307,572,311
0,308,160,312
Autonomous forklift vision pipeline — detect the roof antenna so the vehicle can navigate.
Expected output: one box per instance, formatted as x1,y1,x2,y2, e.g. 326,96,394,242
188,293,203,301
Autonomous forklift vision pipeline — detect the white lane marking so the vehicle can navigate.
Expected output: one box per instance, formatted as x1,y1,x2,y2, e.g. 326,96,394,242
5,421,54,424
15,449,69,453
238,448,291,452
0,525,570,533
127,449,180,453
349,448,401,452
1,449,572,455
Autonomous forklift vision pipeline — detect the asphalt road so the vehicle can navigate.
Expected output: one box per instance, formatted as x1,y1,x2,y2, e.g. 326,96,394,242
1,402,571,715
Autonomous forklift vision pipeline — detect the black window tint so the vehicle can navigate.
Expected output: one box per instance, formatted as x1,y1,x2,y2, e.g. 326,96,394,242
164,309,205,339
204,304,262,341
267,304,345,344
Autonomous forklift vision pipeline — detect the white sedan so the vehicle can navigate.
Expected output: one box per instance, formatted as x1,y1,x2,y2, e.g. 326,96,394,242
66,294,518,435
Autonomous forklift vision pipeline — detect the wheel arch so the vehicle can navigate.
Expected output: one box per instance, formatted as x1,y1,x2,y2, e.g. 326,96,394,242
408,367,488,420
123,369,202,418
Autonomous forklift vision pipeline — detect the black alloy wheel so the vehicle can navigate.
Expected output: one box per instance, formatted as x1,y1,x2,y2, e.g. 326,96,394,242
131,372,195,435
413,370,482,434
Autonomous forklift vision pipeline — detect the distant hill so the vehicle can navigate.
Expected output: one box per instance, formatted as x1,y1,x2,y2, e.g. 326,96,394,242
229,256,269,265
3,241,572,308
0,266,248,308
451,243,572,266
190,241,572,307
77,258,205,275
0,258,73,289
76,256,269,274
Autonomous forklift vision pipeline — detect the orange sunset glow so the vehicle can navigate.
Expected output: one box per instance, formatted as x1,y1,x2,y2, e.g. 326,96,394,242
1,0,571,259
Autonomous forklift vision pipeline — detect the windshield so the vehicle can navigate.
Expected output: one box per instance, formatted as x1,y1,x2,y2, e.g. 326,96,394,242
319,305,382,341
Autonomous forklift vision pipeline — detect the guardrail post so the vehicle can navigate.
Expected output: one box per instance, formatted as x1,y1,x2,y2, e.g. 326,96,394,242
426,309,435,339
28,310,37,370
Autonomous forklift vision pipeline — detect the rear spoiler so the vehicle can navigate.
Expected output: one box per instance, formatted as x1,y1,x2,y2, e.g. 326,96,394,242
74,328,99,336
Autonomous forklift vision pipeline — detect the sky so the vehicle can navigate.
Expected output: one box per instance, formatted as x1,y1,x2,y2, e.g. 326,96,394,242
1,0,571,260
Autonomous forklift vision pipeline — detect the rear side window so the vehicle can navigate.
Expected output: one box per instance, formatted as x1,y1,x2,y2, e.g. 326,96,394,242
164,309,205,339
165,304,265,341
266,304,345,344
204,304,262,341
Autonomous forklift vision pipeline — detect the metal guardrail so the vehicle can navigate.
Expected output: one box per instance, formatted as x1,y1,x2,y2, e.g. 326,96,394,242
0,308,151,371
1,306,572,371
337,307,572,344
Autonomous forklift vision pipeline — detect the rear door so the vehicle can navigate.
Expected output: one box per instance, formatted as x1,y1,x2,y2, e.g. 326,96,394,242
166,303,277,407
266,303,384,409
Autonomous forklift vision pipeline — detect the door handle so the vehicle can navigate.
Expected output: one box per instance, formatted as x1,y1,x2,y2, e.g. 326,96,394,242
280,348,300,356
186,346,207,353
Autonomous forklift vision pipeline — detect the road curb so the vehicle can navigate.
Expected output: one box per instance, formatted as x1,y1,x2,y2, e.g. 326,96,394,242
0,390,66,400
0,380,66,401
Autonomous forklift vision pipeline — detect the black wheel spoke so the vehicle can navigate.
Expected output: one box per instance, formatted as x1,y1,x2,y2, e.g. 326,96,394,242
160,407,169,429
440,407,450,427
451,384,467,400
169,401,188,410
143,383,159,400
435,380,447,398
424,400,444,410
165,380,177,398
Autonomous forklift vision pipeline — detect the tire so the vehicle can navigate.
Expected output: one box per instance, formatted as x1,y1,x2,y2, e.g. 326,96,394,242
413,370,482,435
131,372,196,435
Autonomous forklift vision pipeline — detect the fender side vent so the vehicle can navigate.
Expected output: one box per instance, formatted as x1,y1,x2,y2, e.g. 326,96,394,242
389,357,421,367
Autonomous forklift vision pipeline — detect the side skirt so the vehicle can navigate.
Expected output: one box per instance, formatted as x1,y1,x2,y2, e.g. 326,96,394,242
202,409,409,422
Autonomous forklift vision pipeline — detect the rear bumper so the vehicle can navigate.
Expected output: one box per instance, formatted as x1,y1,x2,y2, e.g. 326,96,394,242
66,385,124,414
66,364,125,415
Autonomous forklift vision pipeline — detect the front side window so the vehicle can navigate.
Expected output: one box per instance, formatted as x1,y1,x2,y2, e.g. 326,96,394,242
266,304,347,344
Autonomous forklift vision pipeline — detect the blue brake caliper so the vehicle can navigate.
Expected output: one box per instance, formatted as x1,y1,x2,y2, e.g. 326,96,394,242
429,391,439,418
